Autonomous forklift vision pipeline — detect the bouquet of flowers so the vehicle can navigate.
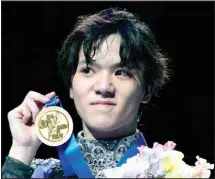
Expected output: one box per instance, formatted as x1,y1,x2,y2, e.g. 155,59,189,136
103,141,214,178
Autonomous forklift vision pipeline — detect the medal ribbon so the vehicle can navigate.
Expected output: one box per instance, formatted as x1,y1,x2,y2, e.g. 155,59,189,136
45,96,147,178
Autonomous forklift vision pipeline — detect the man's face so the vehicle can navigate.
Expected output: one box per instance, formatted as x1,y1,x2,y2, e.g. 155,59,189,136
70,34,145,132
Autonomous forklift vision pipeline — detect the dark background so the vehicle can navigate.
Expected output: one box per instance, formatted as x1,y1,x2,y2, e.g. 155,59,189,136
2,1,214,169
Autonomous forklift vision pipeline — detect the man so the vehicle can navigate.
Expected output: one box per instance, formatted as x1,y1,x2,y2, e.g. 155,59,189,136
2,7,169,178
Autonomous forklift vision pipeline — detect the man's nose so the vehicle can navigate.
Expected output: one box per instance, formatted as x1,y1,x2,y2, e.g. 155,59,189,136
94,72,115,97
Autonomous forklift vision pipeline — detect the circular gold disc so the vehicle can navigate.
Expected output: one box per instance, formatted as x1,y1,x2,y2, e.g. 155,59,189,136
35,106,73,147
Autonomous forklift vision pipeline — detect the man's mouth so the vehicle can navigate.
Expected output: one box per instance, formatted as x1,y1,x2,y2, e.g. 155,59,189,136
91,100,116,106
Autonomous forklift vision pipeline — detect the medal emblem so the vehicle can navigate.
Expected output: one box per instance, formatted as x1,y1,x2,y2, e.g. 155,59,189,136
35,106,73,146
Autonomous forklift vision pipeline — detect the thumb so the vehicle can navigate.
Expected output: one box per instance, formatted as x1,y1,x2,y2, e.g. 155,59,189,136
36,92,56,110
45,91,56,99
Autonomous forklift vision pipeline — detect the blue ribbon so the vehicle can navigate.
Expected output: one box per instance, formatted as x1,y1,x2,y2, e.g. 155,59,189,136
45,96,62,108
117,134,147,167
45,96,93,177
45,96,147,178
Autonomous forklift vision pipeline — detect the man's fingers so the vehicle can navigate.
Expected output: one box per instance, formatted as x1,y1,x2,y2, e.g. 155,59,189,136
26,99,40,122
11,91,57,124
45,91,56,99
8,106,23,122
45,91,59,104
24,91,50,104
22,91,56,110
21,105,32,124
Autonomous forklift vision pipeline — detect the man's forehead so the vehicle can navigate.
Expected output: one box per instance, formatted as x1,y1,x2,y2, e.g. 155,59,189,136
78,59,123,69
78,34,122,67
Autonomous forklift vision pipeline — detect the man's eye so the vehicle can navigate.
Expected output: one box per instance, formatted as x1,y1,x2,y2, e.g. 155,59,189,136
81,67,94,75
115,69,132,77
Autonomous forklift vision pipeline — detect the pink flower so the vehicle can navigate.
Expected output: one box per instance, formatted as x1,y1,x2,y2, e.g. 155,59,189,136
153,141,176,151
163,141,176,151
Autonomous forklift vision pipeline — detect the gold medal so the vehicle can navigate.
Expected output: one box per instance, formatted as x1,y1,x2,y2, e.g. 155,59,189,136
35,106,73,147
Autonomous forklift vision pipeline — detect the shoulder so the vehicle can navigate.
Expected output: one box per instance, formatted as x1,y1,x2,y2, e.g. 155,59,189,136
31,157,61,169
31,158,64,178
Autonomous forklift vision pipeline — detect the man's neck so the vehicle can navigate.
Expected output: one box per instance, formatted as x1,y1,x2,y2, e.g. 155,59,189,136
82,121,137,140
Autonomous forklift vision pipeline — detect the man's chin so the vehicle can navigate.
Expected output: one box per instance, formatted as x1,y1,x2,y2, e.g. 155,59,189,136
87,122,120,132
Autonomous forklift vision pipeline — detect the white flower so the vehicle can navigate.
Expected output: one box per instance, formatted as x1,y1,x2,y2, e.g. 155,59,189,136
192,156,214,178
102,141,214,178
103,155,150,178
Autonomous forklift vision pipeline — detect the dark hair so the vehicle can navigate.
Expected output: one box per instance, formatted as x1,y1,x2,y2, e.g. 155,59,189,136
57,7,170,96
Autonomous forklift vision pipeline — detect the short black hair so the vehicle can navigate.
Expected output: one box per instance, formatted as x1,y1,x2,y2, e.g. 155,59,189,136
57,7,170,96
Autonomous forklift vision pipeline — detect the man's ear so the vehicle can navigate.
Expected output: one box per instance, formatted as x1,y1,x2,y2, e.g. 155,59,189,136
141,86,152,104
69,88,74,99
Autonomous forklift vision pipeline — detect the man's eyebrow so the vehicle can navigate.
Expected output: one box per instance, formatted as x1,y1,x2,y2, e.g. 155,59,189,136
78,60,124,69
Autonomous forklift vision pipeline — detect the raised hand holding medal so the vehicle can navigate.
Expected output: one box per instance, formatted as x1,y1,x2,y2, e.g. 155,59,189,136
7,91,57,165
35,96,73,147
